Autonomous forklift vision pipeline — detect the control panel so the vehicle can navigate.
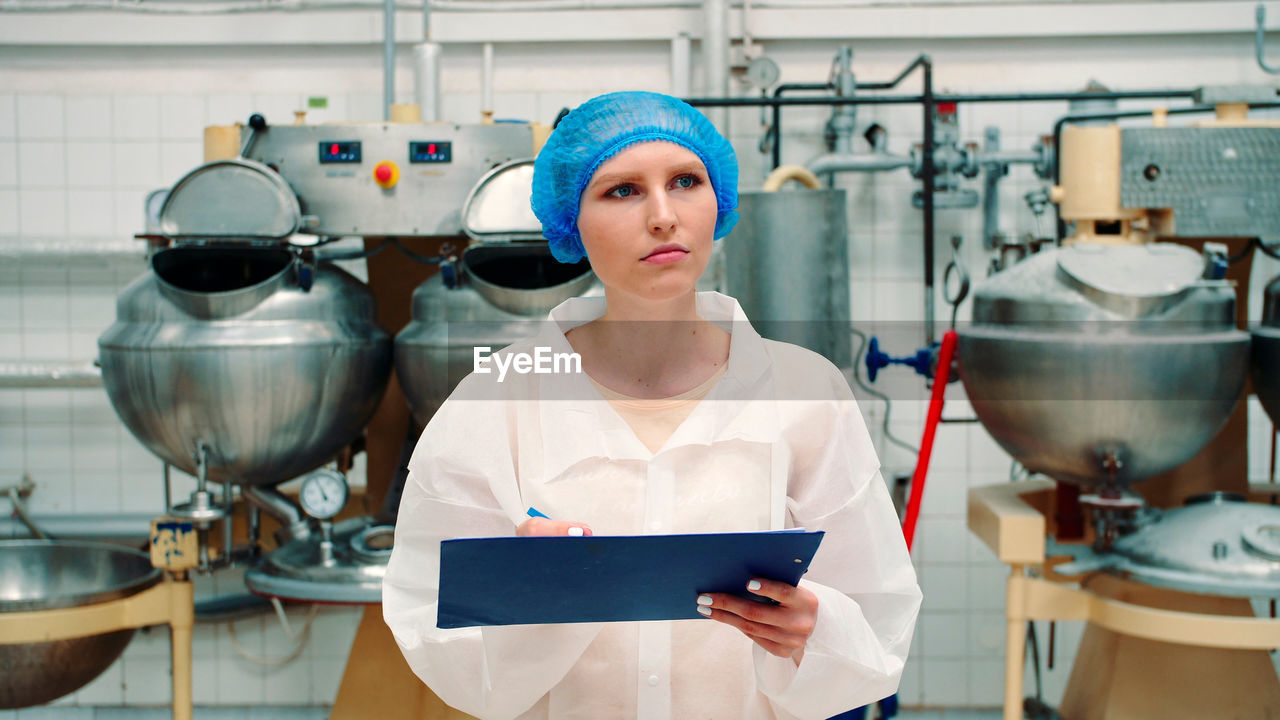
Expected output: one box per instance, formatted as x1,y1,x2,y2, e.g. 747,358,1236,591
409,141,453,164
319,141,362,164
244,123,534,236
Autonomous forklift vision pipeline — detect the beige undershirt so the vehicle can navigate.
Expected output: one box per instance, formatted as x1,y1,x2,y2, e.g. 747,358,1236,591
587,364,729,453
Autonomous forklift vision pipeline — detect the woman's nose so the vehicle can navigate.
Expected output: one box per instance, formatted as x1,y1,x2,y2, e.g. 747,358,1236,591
646,191,677,233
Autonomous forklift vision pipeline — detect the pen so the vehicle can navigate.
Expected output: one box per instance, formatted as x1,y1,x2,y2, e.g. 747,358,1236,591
526,507,584,536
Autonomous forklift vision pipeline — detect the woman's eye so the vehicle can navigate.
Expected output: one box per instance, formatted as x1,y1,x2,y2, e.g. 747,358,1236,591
673,175,697,189
607,185,635,198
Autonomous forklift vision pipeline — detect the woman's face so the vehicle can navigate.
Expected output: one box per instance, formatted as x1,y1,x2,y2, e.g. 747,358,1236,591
576,141,718,303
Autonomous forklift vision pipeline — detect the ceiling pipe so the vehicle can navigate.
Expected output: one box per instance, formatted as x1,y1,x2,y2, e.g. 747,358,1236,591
702,0,729,133
0,362,103,388
383,0,397,121
671,32,692,98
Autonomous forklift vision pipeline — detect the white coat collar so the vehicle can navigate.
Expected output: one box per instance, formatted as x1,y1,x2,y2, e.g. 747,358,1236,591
530,291,780,482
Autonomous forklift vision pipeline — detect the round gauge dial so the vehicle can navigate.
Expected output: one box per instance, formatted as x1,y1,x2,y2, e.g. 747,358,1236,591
745,57,781,90
299,469,349,520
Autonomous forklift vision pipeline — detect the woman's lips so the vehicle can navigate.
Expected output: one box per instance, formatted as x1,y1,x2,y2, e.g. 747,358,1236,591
642,244,689,265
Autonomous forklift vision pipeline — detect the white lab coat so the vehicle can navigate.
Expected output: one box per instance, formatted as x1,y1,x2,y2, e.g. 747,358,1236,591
383,291,921,720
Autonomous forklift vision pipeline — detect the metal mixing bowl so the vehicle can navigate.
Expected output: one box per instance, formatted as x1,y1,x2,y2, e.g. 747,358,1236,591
0,540,162,709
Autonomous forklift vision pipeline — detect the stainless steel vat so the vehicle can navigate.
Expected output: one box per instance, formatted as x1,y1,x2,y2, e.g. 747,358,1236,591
395,158,600,425
0,540,161,709
99,246,392,485
1105,493,1280,597
245,517,393,604
396,244,597,425
726,189,851,368
957,243,1248,487
1252,276,1280,426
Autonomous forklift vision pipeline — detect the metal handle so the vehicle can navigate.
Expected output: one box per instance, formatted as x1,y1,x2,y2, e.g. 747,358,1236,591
1258,4,1280,74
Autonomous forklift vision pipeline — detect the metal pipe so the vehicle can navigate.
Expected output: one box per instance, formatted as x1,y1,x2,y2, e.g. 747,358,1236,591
383,0,396,122
0,361,102,388
163,463,172,516
737,77,1195,171
831,47,857,154
248,505,261,557
671,33,692,98
922,56,936,344
242,486,311,543
806,152,911,176
982,149,1041,165
482,42,495,122
194,593,275,623
3,476,48,540
982,126,1004,250
770,82,833,170
688,89,1200,108
692,73,1203,349
1259,3,1280,75
413,43,443,122
702,0,729,133
4,0,431,11
430,0,695,9
0,238,143,259
222,483,234,564
0,513,155,540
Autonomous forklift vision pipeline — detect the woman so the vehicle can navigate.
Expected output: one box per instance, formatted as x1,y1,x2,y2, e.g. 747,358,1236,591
383,91,920,720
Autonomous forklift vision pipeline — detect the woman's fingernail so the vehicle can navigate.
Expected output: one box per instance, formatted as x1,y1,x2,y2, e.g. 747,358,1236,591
567,527,584,536
747,580,762,591
697,594,713,606
697,606,712,617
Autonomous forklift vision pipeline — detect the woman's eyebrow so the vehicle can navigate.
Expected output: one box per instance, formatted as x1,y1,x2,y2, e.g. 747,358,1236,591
588,164,706,190
587,171,639,189
667,162,706,176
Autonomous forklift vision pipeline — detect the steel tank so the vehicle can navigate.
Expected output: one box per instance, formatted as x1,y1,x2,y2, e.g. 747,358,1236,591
1252,276,1280,425
0,541,161,708
99,160,392,485
957,242,1248,487
726,189,851,368
395,160,599,424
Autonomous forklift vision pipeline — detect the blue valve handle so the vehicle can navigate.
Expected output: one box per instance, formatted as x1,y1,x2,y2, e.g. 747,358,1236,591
865,336,936,382
440,259,459,289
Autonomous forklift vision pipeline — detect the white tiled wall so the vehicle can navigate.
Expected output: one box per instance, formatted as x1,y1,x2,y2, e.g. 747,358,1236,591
2,15,1279,712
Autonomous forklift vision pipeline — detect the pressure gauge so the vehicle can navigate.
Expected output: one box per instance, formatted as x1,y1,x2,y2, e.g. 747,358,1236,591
745,57,781,91
299,469,349,520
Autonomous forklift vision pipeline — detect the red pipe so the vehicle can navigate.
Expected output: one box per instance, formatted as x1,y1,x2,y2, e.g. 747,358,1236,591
901,329,958,553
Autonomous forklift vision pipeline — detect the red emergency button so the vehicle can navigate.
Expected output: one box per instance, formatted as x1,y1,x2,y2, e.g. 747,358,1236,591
373,160,399,188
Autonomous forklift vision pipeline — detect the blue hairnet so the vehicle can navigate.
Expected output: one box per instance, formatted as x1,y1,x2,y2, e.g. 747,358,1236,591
531,91,739,264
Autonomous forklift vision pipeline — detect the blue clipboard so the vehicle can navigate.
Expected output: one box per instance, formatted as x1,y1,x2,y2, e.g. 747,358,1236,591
437,530,824,628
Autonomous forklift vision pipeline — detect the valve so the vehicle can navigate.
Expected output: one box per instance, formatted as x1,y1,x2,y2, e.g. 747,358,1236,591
865,336,936,383
440,257,459,289
294,249,316,292
1202,242,1229,280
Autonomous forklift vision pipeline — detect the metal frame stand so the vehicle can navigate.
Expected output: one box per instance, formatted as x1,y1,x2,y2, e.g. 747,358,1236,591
970,480,1280,720
0,576,194,719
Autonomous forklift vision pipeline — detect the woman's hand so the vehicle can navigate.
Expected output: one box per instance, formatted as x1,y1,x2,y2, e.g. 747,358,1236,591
516,517,593,537
697,578,819,665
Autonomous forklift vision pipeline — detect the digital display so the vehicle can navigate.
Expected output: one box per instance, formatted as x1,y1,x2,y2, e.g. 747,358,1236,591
410,141,453,164
319,141,362,163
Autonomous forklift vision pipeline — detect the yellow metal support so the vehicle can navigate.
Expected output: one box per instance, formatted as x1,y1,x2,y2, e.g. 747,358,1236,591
972,482,1280,720
0,578,194,718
